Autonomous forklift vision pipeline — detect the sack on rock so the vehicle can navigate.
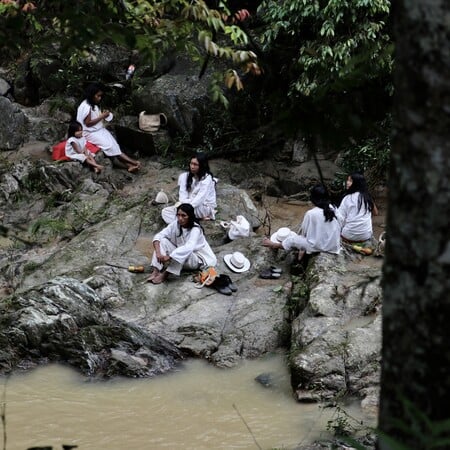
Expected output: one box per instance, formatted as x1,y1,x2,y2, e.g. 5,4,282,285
228,215,250,240
139,111,168,133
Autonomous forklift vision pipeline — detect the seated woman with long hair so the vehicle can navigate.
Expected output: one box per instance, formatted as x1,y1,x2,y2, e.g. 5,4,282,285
161,152,217,224
263,184,341,262
148,203,217,284
337,172,378,242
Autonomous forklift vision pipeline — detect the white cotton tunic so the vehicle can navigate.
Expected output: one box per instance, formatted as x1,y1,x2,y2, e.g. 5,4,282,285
161,172,217,224
282,206,341,254
152,221,217,275
76,100,122,157
337,192,373,241
65,136,89,163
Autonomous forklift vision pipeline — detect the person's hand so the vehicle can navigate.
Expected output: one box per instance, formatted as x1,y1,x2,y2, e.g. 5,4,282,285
102,110,110,119
156,253,170,264
262,236,273,248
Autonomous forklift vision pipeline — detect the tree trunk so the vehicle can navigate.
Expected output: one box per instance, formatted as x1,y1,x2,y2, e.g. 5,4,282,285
379,0,450,448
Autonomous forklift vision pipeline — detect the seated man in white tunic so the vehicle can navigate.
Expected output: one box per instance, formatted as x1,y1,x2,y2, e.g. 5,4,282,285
161,152,217,224
148,203,217,284
262,184,341,262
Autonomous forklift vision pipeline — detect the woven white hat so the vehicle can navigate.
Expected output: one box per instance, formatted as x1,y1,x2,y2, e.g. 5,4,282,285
155,190,169,204
223,251,251,273
270,227,293,243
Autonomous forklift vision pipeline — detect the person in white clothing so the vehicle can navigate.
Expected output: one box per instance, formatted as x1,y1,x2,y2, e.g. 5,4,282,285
262,184,341,262
77,82,140,173
148,203,217,284
161,152,217,224
337,172,378,242
65,121,104,174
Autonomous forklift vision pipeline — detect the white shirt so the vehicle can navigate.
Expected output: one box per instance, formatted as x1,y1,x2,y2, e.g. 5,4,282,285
153,221,217,267
282,206,341,254
337,192,373,241
178,172,216,210
77,100,104,133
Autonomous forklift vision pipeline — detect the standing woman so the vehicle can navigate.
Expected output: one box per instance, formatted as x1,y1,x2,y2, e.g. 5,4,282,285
337,172,378,242
76,82,140,172
148,203,217,284
161,152,217,224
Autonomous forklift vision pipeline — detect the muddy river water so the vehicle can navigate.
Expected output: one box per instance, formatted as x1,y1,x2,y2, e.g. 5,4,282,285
2,353,375,450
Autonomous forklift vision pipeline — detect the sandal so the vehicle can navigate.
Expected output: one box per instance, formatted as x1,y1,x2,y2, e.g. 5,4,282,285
259,268,281,279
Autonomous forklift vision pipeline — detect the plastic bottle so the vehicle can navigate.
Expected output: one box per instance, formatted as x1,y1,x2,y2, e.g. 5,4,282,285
125,64,135,80
128,265,145,273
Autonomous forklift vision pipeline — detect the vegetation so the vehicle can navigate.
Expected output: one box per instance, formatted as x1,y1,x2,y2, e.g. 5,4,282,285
1,1,392,173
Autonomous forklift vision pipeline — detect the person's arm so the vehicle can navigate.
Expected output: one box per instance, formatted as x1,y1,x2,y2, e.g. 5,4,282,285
372,202,379,216
178,172,190,203
188,175,214,208
262,236,283,249
70,140,83,154
83,108,111,127
170,226,202,263
152,240,170,264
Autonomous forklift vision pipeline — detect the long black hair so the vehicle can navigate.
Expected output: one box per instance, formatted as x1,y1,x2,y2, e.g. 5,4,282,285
67,121,82,138
176,203,203,235
84,82,105,108
345,172,374,213
186,152,214,191
310,184,336,222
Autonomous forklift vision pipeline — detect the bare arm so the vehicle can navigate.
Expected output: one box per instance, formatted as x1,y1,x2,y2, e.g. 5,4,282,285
83,109,110,127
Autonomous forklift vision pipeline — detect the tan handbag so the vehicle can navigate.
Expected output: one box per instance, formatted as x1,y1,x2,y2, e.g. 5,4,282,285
138,111,167,132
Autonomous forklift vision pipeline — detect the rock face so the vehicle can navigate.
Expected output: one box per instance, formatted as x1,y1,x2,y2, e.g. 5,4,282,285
0,153,381,415
0,96,27,150
289,253,382,413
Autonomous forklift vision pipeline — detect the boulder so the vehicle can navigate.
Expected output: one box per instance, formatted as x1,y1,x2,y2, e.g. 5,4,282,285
0,97,27,150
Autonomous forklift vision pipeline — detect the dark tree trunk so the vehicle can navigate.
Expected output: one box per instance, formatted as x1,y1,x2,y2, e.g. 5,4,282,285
379,0,450,448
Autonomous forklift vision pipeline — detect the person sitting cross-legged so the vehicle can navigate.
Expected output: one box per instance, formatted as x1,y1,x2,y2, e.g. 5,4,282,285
148,203,217,284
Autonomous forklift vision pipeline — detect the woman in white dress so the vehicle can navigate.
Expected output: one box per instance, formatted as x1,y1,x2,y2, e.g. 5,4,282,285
148,203,217,284
263,184,341,262
64,121,104,173
76,82,140,172
161,152,217,224
337,172,378,242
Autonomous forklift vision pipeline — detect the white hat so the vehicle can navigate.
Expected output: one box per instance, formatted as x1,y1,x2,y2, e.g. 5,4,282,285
105,112,113,122
224,251,251,273
155,190,169,204
270,227,293,243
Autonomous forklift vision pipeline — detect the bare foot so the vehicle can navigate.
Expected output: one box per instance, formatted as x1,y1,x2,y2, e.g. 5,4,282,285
151,270,168,284
146,269,159,282
127,165,139,173
94,167,102,174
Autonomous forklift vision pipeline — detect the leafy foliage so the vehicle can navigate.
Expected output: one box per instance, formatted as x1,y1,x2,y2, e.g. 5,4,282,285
258,0,392,100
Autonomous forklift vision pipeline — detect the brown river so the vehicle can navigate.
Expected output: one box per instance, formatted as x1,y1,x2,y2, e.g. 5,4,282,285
1,353,375,450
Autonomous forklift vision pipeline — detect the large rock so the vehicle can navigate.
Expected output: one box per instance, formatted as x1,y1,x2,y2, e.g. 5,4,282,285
289,253,382,412
0,97,27,150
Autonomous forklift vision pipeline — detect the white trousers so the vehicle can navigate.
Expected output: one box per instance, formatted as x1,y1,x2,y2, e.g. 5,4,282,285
151,237,202,275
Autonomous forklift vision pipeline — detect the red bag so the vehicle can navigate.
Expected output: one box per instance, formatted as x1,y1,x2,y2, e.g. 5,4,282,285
52,140,100,161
